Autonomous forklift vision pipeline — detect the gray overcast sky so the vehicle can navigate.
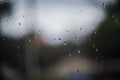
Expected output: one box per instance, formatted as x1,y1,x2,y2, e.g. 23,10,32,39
0,0,118,46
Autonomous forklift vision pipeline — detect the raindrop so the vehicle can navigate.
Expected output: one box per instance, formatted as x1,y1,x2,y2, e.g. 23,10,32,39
103,3,106,8
72,34,75,37
53,38,56,40
17,46,20,49
5,17,9,21
3,38,6,41
38,30,40,34
80,27,82,31
94,30,97,34
18,23,21,26
5,0,8,3
92,44,96,48
76,69,79,72
64,42,67,45
59,38,61,40
27,27,31,31
89,38,92,42
66,30,69,32
70,73,74,76
115,19,120,23
77,50,80,54
72,65,75,68
22,15,24,18
76,37,78,40
69,53,72,57
29,39,31,42
96,48,98,52
115,19,118,23
112,15,114,18
31,24,33,26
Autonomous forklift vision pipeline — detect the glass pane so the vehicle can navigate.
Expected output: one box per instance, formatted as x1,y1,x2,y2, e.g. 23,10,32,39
0,0,120,80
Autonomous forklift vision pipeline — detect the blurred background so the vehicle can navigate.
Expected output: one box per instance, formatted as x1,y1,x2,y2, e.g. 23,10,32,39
0,0,120,80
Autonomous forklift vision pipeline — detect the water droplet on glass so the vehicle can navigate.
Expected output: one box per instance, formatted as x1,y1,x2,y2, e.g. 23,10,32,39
18,23,21,26
103,3,106,8
5,17,9,21
76,37,78,40
80,27,82,31
53,38,56,40
94,30,97,34
9,16,11,19
31,24,33,26
92,44,96,48
3,38,6,41
72,34,75,37
59,38,61,40
89,38,92,42
38,30,40,34
96,48,98,52
64,42,67,45
22,15,24,18
17,46,20,49
70,73,74,76
112,15,114,18
76,69,79,72
6,0,8,3
69,53,72,57
77,50,80,54
115,19,120,23
29,39,31,42
66,30,69,32
27,27,31,31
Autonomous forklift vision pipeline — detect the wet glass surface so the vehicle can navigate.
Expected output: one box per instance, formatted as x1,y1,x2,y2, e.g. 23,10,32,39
0,0,120,80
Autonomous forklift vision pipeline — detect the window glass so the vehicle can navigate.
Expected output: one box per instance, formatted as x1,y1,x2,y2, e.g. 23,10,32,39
0,0,120,80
